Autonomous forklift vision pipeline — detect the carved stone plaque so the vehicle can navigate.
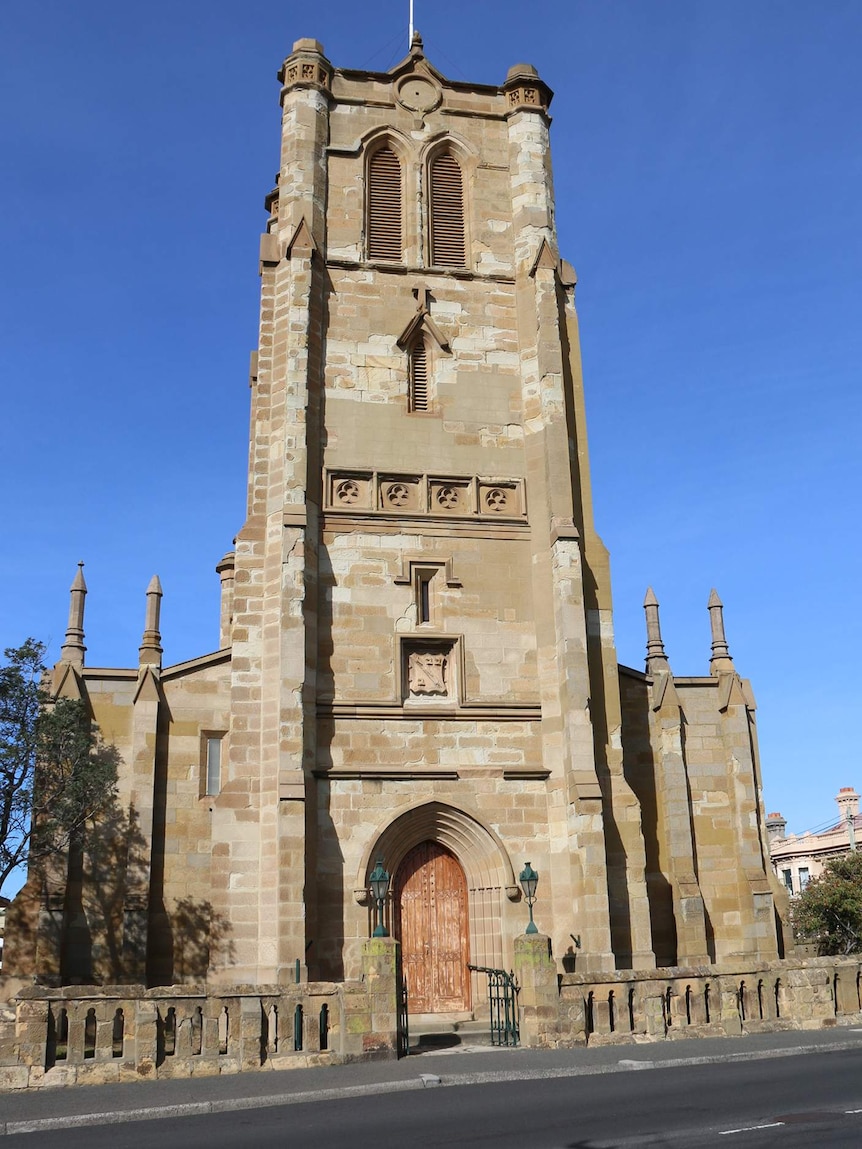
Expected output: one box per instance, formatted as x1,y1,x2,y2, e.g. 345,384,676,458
408,649,448,695
403,639,455,702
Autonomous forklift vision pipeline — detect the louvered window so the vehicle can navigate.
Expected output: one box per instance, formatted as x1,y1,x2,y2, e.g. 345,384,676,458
367,146,403,262
430,152,466,267
410,340,429,411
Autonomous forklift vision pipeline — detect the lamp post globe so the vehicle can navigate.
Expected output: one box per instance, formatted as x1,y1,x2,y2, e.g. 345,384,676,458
519,862,539,935
369,859,391,938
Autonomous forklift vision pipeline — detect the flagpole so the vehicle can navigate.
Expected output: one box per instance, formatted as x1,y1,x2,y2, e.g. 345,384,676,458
409,0,414,48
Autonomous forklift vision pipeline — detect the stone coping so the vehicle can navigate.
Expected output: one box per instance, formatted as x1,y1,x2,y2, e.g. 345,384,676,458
560,955,862,987
10,981,347,1002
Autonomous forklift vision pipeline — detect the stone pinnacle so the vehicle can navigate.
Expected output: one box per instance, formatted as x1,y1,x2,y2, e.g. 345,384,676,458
643,586,669,669
708,587,733,671
59,561,87,667
139,574,164,667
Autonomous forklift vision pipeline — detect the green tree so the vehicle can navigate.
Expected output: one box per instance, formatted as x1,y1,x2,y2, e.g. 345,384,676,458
0,638,118,895
792,851,862,956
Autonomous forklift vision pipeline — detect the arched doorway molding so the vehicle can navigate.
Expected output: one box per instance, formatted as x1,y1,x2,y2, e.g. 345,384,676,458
353,799,520,905
353,800,520,1000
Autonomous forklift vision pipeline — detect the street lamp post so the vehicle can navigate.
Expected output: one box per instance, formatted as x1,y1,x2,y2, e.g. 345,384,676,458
369,859,391,937
519,862,539,935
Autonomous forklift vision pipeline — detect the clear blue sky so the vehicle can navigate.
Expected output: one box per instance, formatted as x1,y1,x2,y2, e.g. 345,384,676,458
2,1,860,841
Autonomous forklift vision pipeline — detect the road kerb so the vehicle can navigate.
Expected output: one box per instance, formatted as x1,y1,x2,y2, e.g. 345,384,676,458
3,1037,862,1136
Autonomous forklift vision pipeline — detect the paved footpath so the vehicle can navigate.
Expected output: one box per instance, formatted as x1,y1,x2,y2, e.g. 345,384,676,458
2,1027,862,1136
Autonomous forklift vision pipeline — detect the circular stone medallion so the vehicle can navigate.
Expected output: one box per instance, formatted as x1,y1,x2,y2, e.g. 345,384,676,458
396,74,441,114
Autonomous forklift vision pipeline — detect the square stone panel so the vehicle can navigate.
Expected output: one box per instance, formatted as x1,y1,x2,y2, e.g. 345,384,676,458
428,478,473,515
478,480,523,517
329,472,373,510
379,475,423,513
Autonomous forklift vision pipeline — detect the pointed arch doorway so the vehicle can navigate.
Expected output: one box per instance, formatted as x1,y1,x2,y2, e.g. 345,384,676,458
394,841,471,1014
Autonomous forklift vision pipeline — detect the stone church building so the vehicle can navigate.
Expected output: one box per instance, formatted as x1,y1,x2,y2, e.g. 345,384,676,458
8,36,789,1016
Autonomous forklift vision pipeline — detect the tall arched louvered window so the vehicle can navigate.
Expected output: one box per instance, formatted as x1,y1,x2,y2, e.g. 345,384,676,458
367,146,403,262
429,151,466,267
409,339,429,411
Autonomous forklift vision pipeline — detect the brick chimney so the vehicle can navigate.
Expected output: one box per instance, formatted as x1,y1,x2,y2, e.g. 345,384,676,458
766,812,786,843
836,787,860,822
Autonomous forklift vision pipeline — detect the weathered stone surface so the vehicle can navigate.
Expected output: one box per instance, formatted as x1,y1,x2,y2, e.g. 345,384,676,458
0,1065,29,1090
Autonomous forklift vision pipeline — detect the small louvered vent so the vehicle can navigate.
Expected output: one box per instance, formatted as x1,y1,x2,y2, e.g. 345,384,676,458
368,147,403,262
430,153,466,267
410,341,429,411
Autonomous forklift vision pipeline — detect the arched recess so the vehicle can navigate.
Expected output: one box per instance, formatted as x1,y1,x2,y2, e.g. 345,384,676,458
355,800,519,976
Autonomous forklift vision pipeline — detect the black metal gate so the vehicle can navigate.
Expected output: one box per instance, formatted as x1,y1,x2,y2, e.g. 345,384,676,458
468,964,520,1047
397,979,410,1058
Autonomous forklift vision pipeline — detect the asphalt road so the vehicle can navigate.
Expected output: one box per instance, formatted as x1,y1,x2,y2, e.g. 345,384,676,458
8,1046,862,1148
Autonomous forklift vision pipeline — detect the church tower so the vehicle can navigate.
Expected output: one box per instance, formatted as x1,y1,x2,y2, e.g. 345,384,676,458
212,34,658,995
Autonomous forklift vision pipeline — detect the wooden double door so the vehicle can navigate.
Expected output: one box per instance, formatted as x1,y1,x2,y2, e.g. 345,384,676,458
394,841,470,1014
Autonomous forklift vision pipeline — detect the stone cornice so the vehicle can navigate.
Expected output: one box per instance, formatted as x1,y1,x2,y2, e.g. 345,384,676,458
317,701,540,721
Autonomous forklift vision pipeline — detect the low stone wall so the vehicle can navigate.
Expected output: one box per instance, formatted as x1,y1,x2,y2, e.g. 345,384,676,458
513,938,862,1049
0,939,403,1091
3,944,861,1090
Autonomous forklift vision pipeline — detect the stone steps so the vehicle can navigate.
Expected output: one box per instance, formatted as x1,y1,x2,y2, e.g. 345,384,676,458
407,1017,495,1051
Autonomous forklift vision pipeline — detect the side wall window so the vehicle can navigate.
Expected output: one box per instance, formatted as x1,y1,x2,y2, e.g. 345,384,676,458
429,151,466,267
367,146,403,262
202,732,226,797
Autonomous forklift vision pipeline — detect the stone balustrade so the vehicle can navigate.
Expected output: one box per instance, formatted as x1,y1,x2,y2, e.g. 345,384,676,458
0,939,403,1090
1,982,348,1090
2,945,862,1090
566,958,862,1045
512,936,862,1049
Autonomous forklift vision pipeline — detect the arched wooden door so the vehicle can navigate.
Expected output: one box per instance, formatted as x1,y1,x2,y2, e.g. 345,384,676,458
395,841,470,1013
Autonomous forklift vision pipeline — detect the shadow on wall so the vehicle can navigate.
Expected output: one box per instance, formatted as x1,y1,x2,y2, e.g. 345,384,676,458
618,672,679,967
78,798,237,985
6,789,234,988
149,895,235,986
312,537,346,984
